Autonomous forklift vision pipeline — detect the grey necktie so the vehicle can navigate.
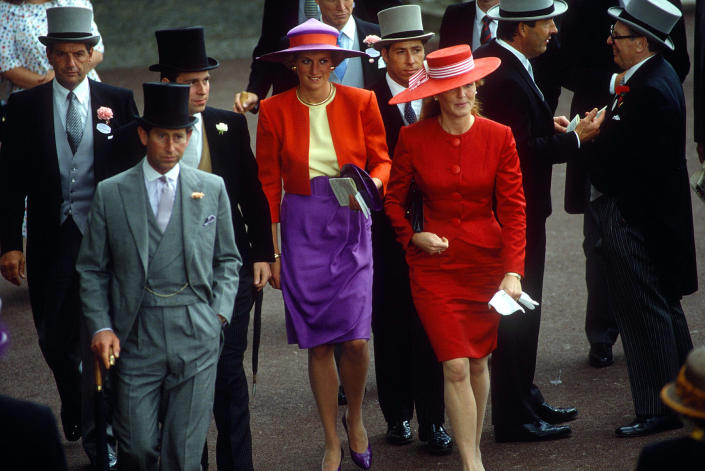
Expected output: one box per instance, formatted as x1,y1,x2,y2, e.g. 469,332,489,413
304,0,319,19
66,91,83,154
526,62,545,102
156,175,174,232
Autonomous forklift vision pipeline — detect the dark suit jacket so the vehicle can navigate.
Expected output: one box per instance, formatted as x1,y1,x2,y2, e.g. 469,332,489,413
201,107,274,265
561,0,690,213
246,0,392,103
0,80,139,314
695,0,705,144
589,55,697,298
352,16,384,89
439,0,477,49
635,437,705,471
370,77,403,155
475,39,578,221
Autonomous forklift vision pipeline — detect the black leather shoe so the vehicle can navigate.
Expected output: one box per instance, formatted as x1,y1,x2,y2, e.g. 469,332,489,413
419,424,453,455
386,420,413,445
589,343,614,368
615,415,683,438
494,420,571,442
61,419,80,442
536,402,578,424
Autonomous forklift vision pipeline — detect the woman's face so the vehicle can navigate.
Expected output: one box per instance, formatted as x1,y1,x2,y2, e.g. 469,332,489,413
437,82,476,120
294,52,334,94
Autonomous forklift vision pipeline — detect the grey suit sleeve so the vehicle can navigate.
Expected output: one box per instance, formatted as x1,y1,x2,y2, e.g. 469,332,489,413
77,183,113,336
210,178,242,323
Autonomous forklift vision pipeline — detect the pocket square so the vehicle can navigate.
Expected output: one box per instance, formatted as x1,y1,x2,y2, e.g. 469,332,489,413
203,215,216,226
612,115,621,120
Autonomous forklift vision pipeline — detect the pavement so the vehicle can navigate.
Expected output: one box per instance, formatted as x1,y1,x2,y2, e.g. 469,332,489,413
1,13,705,471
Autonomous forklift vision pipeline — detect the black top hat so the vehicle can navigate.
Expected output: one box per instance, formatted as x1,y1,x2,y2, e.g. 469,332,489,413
137,83,197,130
148,26,219,73
38,7,100,48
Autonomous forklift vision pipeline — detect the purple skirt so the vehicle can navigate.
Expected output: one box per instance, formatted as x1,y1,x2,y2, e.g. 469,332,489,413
280,176,373,349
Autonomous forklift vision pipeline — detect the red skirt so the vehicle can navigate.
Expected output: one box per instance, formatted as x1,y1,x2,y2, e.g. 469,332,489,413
407,239,502,362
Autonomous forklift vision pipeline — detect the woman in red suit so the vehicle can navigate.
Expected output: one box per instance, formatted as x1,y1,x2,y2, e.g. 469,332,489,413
385,45,526,471
256,19,391,471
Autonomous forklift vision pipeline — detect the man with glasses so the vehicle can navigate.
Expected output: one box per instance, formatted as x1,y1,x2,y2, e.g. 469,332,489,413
587,0,696,438
559,0,689,371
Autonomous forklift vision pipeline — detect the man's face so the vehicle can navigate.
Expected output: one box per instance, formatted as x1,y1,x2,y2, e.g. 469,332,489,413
139,126,192,174
317,0,353,30
522,18,557,59
381,40,425,88
46,42,93,90
607,21,644,70
173,71,210,114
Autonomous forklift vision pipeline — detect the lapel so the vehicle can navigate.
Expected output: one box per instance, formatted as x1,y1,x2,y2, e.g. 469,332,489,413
40,82,61,195
89,80,108,181
494,41,552,115
374,80,404,155
354,16,381,87
118,164,149,274
178,166,204,270
200,108,219,173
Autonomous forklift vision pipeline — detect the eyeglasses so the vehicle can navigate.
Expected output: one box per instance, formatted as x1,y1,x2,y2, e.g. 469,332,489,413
609,24,639,41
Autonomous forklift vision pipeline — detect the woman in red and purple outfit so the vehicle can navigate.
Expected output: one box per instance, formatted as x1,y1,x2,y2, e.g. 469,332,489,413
385,44,526,471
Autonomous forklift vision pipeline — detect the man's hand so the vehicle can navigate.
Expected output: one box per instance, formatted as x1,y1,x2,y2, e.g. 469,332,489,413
0,250,26,286
499,274,522,300
91,330,120,370
253,261,272,291
233,91,259,114
553,115,570,133
575,107,604,143
697,142,704,164
411,232,449,255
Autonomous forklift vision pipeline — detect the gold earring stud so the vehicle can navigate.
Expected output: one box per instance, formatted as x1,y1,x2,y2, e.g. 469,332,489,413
291,66,297,71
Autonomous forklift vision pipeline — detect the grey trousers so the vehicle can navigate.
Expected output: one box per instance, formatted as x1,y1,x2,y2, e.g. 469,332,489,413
114,303,221,471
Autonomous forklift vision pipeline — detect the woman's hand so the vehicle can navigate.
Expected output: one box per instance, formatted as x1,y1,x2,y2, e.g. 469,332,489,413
371,177,383,191
411,232,449,255
499,274,522,300
348,193,361,211
269,259,281,289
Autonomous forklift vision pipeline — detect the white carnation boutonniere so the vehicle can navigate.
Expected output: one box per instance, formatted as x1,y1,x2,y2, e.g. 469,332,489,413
362,35,382,63
191,192,205,200
96,106,114,135
215,122,228,135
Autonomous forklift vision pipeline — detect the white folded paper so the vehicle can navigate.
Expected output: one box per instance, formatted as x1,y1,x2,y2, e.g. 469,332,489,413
488,290,540,316
329,177,371,219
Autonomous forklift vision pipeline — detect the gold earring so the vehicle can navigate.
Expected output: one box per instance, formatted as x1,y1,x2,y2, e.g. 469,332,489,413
291,66,297,71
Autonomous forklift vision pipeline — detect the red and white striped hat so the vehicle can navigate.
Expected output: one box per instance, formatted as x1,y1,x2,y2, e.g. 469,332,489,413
389,45,500,105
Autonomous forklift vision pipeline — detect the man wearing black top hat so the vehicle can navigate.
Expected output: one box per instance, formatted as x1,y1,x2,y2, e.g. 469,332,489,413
587,0,696,437
77,82,241,470
0,6,138,467
149,26,274,471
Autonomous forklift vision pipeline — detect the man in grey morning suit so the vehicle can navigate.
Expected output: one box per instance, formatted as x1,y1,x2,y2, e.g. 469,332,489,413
77,83,241,470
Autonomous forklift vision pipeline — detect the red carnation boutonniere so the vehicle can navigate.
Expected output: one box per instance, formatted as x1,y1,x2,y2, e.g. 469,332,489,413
614,85,630,108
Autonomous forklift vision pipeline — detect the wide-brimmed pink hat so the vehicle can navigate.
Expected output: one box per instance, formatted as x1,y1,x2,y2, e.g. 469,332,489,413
258,19,367,63
389,45,500,104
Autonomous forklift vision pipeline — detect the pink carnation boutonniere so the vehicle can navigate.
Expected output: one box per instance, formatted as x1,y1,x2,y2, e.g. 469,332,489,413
191,192,205,200
96,106,114,135
363,35,382,63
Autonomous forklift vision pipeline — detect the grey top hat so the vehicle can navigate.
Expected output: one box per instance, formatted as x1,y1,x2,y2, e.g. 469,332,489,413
38,7,100,48
608,0,681,51
373,5,434,51
487,0,568,21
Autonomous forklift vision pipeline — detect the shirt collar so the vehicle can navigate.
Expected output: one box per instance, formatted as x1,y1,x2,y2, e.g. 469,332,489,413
496,39,532,75
143,158,180,183
339,16,356,42
192,112,202,133
623,54,656,84
53,77,90,105
386,72,409,97
475,2,493,24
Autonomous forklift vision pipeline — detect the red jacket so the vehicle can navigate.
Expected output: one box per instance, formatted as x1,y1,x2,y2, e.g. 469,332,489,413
384,117,526,275
256,85,391,222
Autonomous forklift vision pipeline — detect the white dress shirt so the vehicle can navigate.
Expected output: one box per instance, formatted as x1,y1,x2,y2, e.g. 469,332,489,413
180,113,203,169
609,54,656,93
386,73,422,125
53,77,90,133
143,159,180,217
473,3,497,51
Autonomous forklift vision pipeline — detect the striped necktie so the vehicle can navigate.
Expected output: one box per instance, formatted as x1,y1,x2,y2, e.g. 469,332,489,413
304,0,319,19
66,91,83,154
480,15,492,45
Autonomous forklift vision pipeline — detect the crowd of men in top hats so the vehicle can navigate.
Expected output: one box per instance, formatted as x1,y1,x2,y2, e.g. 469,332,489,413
0,0,702,469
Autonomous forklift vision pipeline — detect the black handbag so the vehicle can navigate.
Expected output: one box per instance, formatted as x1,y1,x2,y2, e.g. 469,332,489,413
404,179,423,233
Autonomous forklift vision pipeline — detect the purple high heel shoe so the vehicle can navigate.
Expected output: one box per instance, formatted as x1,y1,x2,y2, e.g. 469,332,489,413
342,412,372,469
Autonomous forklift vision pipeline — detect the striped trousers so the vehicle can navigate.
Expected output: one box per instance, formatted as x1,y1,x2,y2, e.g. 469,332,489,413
592,196,692,416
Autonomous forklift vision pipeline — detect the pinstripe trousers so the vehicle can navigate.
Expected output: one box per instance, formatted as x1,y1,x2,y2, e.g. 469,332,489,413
592,196,692,416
